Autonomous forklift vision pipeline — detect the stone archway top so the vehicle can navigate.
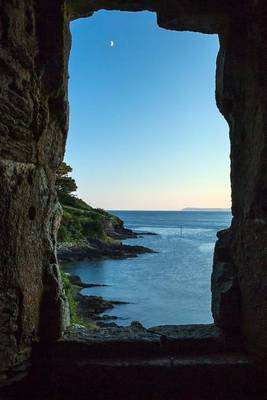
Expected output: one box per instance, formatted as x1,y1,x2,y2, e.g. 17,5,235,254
68,0,233,34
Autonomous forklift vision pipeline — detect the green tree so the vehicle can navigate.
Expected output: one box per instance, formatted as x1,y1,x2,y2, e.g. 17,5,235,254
56,162,77,195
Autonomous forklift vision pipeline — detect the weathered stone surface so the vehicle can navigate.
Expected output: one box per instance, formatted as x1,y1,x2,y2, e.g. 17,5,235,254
68,0,231,34
148,323,224,340
61,323,236,357
64,322,159,346
0,0,71,382
148,324,234,354
211,229,241,332
2,350,260,400
1,0,267,388
58,241,154,263
211,261,241,331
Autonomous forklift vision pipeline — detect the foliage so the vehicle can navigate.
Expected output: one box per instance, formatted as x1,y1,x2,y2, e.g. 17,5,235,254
56,162,122,244
56,161,77,196
57,204,108,243
57,162,72,177
56,162,124,246
58,192,92,211
60,269,96,330
56,163,125,331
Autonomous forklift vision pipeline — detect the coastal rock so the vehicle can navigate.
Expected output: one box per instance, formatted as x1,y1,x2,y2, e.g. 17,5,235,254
67,274,107,289
137,231,158,236
58,242,155,263
98,315,118,321
105,220,139,240
96,322,119,328
130,321,146,332
64,273,123,325
76,293,128,322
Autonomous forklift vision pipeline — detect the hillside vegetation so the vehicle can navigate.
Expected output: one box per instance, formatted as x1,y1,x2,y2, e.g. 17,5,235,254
56,162,132,245
56,163,153,328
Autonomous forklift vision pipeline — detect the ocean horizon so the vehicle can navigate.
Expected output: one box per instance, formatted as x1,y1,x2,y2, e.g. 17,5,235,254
108,208,231,212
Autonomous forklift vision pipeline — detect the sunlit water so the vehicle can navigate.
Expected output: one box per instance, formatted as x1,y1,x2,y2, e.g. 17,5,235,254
64,211,232,328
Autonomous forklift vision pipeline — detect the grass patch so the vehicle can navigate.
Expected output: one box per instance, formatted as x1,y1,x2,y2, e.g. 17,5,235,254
60,269,97,330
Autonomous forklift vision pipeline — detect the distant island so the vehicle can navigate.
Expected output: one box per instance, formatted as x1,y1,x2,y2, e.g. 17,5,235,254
181,207,231,212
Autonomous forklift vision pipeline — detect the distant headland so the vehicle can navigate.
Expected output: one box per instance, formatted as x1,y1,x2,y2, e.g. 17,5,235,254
181,207,231,212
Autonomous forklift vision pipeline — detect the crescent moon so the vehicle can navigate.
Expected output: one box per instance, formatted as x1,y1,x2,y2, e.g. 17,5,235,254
110,41,114,47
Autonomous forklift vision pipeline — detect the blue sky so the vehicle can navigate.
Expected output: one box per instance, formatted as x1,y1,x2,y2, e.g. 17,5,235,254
65,11,230,210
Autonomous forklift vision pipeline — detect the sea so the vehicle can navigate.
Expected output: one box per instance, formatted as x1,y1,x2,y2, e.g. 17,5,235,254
64,211,232,328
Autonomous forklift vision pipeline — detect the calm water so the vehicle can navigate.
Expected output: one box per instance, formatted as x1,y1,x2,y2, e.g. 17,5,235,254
64,211,232,328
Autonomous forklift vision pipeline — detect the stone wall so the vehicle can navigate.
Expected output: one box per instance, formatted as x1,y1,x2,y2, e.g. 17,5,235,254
212,2,267,354
0,0,70,382
0,0,267,386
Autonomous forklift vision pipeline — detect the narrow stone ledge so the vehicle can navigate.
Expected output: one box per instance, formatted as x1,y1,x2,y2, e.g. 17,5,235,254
75,353,252,368
59,323,161,358
148,323,224,339
58,323,239,358
148,324,229,354
63,322,157,344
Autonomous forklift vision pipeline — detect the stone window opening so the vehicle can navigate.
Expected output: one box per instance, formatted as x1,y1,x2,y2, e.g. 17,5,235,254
64,9,231,331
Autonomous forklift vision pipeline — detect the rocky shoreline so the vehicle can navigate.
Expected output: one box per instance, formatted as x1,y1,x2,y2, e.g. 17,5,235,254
58,241,155,263
60,227,158,327
58,231,157,263
67,274,127,326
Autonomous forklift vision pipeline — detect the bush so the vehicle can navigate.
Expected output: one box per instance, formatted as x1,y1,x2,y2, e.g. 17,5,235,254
58,203,108,243
60,270,96,330
56,163,121,245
